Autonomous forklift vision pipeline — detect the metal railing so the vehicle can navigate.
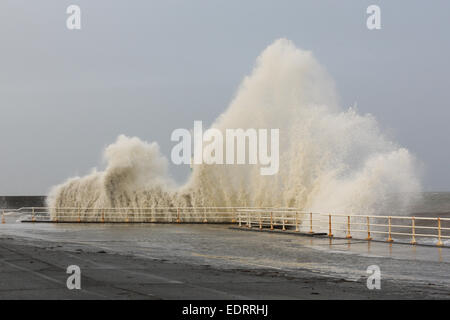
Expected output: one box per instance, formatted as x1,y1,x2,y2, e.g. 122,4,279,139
236,209,450,247
5,206,291,224
2,207,448,247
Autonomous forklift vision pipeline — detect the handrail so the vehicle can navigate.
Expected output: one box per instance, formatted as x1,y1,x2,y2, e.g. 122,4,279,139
235,209,449,247
3,206,448,247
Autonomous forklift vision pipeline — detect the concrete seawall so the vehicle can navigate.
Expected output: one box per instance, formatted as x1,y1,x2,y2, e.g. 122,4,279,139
0,196,46,209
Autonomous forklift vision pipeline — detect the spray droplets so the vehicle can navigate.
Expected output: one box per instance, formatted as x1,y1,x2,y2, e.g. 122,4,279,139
48,39,421,218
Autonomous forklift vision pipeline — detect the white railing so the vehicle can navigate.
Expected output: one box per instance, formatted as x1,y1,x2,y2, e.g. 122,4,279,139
5,207,293,224
1,207,448,247
236,209,450,247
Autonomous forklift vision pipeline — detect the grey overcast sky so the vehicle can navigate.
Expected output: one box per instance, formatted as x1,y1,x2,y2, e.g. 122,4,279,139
0,0,449,195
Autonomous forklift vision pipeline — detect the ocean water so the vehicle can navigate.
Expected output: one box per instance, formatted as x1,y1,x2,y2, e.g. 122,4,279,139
408,192,450,216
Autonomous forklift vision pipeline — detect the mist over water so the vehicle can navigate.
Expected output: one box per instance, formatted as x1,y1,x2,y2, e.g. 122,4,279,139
48,39,422,218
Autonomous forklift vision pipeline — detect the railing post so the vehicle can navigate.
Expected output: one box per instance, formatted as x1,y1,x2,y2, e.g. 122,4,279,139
203,208,207,223
366,216,372,241
295,212,299,232
77,207,81,223
437,217,443,247
282,213,286,231
247,211,251,228
1,210,5,224
411,217,417,245
176,207,180,223
238,212,242,227
270,212,274,230
387,216,393,242
259,212,262,230
346,215,352,239
231,208,236,223
309,212,313,234
328,214,333,238
32,207,36,222
101,209,105,223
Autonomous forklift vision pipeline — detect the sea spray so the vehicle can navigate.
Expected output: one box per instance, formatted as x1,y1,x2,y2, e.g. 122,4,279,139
48,39,421,220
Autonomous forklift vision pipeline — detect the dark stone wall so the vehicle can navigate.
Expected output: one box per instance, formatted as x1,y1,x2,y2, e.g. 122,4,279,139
0,196,47,209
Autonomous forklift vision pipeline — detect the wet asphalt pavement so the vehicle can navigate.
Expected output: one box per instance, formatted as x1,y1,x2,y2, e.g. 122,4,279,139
0,220,449,299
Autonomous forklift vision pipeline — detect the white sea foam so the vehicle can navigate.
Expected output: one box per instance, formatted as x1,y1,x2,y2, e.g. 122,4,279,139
48,39,421,219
